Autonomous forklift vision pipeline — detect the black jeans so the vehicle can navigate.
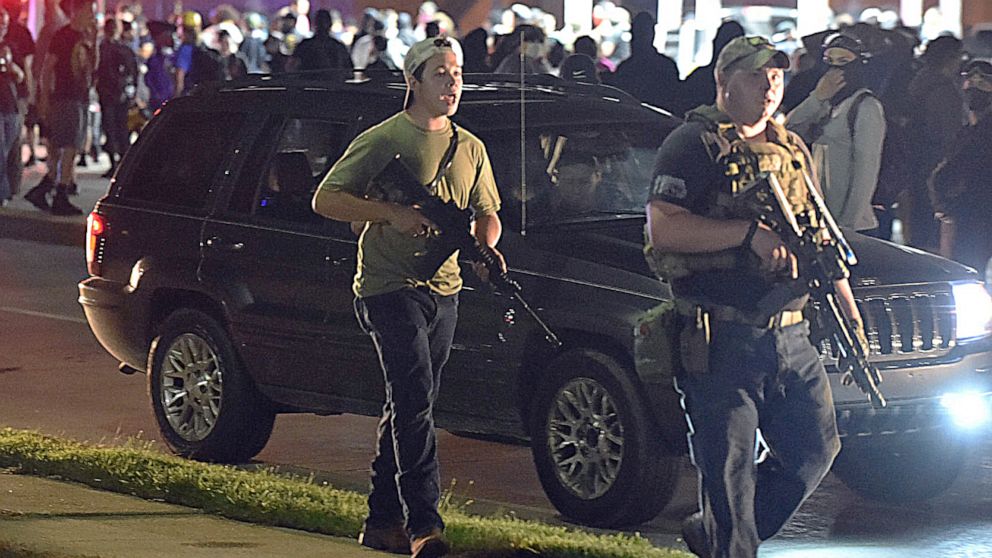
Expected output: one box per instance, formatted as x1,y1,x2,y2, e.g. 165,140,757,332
354,287,458,538
675,320,840,558
99,101,130,157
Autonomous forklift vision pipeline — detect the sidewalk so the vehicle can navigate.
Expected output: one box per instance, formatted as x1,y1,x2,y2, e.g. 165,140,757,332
0,472,383,558
0,156,107,248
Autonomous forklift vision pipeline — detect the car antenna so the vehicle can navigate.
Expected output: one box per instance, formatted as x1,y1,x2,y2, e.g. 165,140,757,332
519,32,528,236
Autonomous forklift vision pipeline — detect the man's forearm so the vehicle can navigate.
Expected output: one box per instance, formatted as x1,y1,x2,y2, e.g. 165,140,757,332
834,277,863,325
473,213,501,248
647,201,751,253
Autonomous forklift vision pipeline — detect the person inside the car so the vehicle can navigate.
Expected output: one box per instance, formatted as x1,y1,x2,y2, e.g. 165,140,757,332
311,36,503,558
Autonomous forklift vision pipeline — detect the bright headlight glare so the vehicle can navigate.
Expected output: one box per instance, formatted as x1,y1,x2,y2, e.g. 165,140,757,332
952,282,992,340
940,391,991,429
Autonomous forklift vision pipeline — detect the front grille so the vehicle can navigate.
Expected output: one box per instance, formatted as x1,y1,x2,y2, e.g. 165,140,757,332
818,284,956,365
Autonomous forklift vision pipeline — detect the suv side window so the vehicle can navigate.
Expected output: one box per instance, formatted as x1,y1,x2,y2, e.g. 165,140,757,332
230,118,349,228
483,123,664,231
118,111,244,208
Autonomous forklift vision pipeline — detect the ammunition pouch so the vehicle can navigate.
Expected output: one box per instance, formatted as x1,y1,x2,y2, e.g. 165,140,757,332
634,300,685,382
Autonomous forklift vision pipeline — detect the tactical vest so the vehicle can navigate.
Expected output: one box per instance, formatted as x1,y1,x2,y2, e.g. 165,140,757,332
645,106,817,283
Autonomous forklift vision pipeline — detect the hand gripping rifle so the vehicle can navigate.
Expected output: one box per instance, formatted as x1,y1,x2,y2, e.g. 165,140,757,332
733,170,886,408
369,123,562,349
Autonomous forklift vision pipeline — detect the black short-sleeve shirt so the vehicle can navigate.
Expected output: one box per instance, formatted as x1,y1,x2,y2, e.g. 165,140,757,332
50,25,91,102
649,119,726,212
648,119,797,312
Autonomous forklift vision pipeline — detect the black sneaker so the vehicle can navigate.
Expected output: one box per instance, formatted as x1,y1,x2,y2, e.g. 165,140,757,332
50,190,83,216
681,512,708,557
24,180,53,211
77,154,87,167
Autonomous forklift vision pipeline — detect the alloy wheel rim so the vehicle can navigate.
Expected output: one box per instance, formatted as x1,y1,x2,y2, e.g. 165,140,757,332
546,377,624,500
161,333,223,442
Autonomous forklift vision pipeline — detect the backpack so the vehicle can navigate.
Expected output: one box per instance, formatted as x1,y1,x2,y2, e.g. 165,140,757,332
846,90,913,206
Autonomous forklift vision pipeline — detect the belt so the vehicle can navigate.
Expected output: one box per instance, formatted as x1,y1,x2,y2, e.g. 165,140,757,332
767,309,805,329
674,299,804,330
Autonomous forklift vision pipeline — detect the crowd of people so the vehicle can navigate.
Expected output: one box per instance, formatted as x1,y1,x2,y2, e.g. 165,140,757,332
2,0,990,268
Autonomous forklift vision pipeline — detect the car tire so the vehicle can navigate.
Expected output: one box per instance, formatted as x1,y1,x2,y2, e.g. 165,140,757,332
831,434,968,503
529,349,681,527
148,309,276,463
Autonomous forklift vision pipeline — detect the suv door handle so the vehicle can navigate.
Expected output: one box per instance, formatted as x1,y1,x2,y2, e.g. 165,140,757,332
204,236,245,252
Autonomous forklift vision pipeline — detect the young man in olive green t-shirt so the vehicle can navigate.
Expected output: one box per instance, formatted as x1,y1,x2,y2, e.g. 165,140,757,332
312,36,503,558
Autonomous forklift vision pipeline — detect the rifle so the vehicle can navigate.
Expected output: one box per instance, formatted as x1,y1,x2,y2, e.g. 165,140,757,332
369,144,562,350
733,172,886,408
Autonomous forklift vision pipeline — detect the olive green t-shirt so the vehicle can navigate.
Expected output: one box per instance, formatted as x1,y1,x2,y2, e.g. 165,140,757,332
317,112,501,298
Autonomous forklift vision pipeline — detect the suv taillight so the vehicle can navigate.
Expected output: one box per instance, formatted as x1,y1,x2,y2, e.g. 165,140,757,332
86,212,106,276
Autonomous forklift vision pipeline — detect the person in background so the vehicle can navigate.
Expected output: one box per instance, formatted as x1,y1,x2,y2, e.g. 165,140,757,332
239,12,269,74
573,35,613,80
29,0,68,169
95,16,137,178
25,0,97,215
559,53,599,83
143,20,175,110
494,24,550,74
287,0,310,37
1,0,33,196
460,27,489,74
610,12,681,113
175,11,224,96
904,35,964,251
928,59,992,273
289,9,351,72
200,4,243,54
787,33,885,233
0,7,25,207
681,20,745,114
217,29,247,81
264,13,298,74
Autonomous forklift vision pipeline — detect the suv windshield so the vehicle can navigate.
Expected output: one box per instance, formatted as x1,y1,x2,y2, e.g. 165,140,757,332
482,121,665,231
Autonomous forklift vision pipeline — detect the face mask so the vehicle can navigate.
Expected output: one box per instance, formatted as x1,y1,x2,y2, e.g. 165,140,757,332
965,88,992,112
523,42,544,58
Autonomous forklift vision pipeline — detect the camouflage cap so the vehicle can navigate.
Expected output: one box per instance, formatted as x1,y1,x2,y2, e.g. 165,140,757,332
715,35,790,75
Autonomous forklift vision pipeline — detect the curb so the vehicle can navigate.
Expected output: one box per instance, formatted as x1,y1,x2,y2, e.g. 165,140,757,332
0,208,86,248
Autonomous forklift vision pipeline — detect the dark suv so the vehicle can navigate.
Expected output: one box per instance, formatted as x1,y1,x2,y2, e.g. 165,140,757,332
79,72,992,528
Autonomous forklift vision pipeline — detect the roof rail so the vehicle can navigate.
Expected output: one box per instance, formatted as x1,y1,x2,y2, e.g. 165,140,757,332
196,70,643,107
466,73,643,106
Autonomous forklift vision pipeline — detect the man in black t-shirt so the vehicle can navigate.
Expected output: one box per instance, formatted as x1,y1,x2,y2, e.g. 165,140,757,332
24,0,96,215
646,36,862,558
96,17,138,178
288,9,351,72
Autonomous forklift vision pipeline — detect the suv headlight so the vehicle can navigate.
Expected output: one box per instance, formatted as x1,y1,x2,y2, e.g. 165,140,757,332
952,281,992,340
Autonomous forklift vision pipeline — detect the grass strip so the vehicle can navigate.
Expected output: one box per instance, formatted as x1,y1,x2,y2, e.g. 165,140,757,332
0,428,689,558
